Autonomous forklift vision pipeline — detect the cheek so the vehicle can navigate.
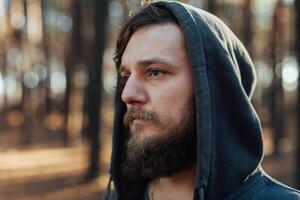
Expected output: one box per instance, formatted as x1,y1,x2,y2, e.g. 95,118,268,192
149,80,194,124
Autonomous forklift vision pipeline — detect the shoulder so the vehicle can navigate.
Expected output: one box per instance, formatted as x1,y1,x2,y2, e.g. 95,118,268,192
101,189,118,200
253,176,300,200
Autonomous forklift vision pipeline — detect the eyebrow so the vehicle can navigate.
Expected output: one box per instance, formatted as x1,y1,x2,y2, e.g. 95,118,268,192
119,58,177,74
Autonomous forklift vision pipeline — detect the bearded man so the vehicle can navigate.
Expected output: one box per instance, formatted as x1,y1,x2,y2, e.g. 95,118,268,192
102,1,300,200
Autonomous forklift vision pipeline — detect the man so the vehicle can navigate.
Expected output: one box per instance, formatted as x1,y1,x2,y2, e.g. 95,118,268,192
102,1,300,200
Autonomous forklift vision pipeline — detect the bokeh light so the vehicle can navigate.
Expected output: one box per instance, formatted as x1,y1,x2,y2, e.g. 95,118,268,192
50,71,66,95
256,61,273,88
0,73,4,96
10,12,25,29
5,74,18,97
23,71,39,89
281,57,299,92
109,1,124,26
57,13,73,32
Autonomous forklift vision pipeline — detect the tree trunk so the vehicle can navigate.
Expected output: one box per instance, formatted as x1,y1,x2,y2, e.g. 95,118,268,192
63,0,82,145
295,0,300,189
122,0,130,23
207,0,217,14
85,0,108,180
242,0,253,56
41,0,51,114
21,0,31,145
270,1,285,156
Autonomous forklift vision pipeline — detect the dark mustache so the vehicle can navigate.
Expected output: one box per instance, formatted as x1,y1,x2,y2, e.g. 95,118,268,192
123,108,161,127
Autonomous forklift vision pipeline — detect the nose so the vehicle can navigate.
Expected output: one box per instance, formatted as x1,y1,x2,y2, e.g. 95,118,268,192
121,76,147,106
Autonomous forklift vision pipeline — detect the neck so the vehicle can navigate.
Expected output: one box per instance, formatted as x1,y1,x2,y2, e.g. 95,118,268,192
149,165,197,200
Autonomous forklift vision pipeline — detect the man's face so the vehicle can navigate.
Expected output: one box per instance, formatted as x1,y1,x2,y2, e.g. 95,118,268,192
120,23,196,179
120,23,194,141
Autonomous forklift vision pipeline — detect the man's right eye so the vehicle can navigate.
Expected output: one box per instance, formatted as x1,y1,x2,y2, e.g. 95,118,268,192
119,73,130,84
120,73,130,78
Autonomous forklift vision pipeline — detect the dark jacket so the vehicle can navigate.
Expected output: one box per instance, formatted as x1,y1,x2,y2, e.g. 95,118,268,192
102,1,300,199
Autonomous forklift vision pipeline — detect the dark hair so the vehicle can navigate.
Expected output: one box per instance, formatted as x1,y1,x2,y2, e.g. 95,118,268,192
113,6,178,199
114,4,178,69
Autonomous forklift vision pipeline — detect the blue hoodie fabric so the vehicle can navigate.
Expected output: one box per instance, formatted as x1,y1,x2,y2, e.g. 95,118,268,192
102,1,300,200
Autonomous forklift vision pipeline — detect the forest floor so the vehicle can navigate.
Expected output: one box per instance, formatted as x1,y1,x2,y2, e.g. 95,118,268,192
0,100,298,199
0,145,110,200
0,138,297,200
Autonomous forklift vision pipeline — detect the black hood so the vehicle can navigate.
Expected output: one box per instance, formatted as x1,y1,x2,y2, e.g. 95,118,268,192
104,1,264,200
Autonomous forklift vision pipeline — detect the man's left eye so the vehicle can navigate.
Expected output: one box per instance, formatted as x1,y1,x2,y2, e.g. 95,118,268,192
148,69,162,77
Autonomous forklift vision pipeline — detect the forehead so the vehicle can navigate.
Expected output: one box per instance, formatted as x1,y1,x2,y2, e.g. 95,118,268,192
121,23,187,68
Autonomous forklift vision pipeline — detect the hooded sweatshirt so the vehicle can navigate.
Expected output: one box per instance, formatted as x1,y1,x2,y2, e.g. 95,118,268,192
102,1,300,200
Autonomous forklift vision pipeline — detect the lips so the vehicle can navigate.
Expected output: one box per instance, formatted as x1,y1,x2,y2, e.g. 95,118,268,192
123,108,161,128
129,113,143,123
131,116,145,125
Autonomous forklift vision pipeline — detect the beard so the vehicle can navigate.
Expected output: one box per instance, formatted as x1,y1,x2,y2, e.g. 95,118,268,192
121,106,197,180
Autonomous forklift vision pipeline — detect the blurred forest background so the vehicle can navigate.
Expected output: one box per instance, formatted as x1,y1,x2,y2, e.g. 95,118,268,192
0,0,300,199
